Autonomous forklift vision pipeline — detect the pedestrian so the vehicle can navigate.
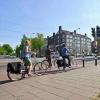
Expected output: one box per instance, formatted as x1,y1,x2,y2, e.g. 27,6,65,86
45,45,52,68
61,44,71,70
22,40,33,76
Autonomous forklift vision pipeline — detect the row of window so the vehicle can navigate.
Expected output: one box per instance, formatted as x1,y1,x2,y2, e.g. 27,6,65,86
56,34,91,41
57,39,91,45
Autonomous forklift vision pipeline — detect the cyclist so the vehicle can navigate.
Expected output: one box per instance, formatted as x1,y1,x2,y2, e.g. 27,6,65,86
61,44,71,70
45,45,52,68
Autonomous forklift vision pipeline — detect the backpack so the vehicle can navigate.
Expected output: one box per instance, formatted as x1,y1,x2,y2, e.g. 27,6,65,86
61,47,69,57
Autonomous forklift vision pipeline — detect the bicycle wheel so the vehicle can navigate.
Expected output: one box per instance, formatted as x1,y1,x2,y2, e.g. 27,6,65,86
7,72,23,81
41,60,49,71
52,59,58,68
33,62,44,75
71,57,77,67
7,63,23,81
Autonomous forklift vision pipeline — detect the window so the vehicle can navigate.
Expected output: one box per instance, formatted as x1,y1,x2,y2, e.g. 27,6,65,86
70,39,73,42
63,34,65,38
66,35,70,38
70,35,73,39
67,39,70,42
57,35,59,39
62,39,65,42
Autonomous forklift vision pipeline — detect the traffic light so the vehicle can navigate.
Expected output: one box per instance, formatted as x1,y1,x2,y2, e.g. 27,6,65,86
91,28,95,37
92,41,98,53
96,26,100,37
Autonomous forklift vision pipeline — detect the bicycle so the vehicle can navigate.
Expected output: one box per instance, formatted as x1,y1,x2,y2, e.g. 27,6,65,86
32,57,47,75
41,56,60,72
7,58,44,81
7,61,27,81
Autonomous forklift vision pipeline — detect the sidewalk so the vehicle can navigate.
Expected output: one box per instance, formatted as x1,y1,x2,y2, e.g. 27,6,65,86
0,61,100,100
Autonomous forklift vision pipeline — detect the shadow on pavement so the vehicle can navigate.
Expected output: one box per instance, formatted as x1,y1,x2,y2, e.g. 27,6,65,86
40,66,82,76
0,67,83,85
0,80,13,85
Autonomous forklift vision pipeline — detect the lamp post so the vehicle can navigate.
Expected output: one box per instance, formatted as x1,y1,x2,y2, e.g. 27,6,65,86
73,28,80,57
74,28,80,33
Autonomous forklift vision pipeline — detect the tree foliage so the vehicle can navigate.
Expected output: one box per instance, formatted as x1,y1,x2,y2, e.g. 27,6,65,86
20,34,28,50
15,34,29,57
15,45,20,57
0,46,4,55
3,44,13,55
15,33,45,57
31,33,45,52
0,44,13,55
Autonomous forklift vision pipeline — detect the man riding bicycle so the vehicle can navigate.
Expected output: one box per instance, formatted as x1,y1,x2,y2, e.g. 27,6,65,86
45,45,52,68
61,44,71,70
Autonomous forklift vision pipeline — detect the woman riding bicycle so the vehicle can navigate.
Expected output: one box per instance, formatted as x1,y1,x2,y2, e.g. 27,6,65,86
22,40,33,76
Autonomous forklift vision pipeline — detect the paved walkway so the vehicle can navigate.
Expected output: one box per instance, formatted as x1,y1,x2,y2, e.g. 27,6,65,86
0,60,100,100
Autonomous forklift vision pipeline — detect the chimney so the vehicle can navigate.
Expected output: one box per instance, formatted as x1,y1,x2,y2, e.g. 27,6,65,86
59,26,62,33
47,36,49,45
53,32,55,36
74,30,76,34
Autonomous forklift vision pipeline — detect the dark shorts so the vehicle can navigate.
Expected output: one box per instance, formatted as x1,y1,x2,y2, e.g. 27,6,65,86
23,58,31,66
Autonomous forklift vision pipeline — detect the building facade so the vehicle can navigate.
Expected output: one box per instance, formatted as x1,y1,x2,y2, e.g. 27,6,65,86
47,26,91,56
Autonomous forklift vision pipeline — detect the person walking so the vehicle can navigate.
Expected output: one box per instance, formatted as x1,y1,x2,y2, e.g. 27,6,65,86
61,44,71,70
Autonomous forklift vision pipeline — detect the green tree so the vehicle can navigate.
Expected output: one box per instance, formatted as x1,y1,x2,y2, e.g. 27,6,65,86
97,39,100,45
31,37,39,50
0,46,4,55
20,34,28,50
2,44,13,55
15,34,29,57
31,33,45,56
15,45,20,57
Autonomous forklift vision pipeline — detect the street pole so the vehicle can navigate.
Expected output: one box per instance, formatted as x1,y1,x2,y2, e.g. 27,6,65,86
91,27,98,66
94,41,97,66
82,50,85,68
94,28,97,66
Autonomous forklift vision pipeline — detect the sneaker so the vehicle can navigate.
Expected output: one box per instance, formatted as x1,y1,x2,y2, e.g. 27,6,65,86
63,67,66,70
21,74,25,78
28,73,33,77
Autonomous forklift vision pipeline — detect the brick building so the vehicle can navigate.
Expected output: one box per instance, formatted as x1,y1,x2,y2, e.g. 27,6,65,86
47,26,91,56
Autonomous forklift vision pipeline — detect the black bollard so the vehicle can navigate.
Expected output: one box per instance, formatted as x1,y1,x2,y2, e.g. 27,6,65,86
94,47,97,66
95,54,97,66
82,50,85,68
83,55,85,68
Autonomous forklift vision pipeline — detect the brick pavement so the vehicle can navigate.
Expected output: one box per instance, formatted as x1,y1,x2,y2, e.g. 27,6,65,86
0,60,100,100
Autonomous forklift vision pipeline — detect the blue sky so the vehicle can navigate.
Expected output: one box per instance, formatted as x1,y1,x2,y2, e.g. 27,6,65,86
0,0,100,49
